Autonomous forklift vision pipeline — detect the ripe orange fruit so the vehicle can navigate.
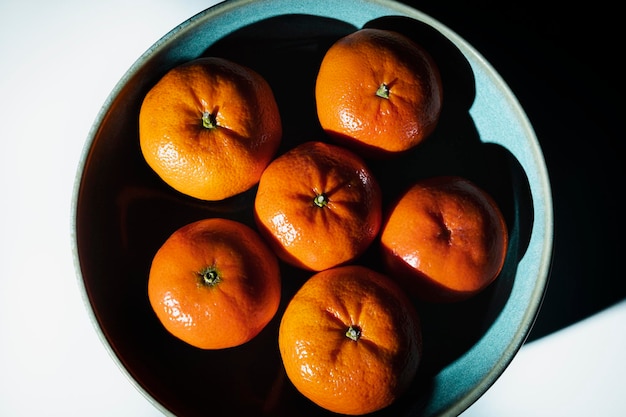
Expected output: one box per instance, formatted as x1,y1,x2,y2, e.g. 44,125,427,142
278,265,422,415
139,57,282,201
147,218,281,349
254,141,382,271
315,28,443,157
380,176,508,303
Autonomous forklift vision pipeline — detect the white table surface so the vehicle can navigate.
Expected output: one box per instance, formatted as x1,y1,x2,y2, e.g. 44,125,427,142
1,1,624,416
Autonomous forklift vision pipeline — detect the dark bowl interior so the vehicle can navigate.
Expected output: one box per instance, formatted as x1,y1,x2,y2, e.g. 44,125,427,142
73,1,552,416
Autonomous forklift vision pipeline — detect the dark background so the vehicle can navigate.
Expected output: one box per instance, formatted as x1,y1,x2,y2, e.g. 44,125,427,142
399,0,625,342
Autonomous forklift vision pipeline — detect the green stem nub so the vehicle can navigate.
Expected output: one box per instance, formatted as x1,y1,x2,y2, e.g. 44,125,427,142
202,111,218,129
199,267,221,286
376,83,390,99
313,193,328,208
345,325,361,341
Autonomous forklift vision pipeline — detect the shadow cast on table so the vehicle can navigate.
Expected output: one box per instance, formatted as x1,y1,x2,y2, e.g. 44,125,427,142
403,0,626,345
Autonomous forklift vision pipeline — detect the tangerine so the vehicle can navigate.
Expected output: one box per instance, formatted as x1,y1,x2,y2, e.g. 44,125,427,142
315,28,442,157
139,57,282,201
147,218,281,349
278,265,422,415
254,141,382,271
380,176,508,302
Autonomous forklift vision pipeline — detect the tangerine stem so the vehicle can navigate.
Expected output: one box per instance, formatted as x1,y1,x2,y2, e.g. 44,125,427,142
199,266,221,287
202,111,218,129
345,325,361,341
313,193,328,208
376,83,390,99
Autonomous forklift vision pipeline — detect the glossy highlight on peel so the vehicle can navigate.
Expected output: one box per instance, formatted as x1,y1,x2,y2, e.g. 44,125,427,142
315,28,442,157
139,57,282,201
381,176,508,303
254,141,382,271
278,265,422,415
147,218,281,349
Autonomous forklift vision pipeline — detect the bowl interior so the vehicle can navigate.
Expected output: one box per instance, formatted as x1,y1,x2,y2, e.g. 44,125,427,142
73,0,552,416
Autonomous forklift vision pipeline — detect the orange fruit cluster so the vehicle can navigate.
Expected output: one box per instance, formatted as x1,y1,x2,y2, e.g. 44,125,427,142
139,27,508,415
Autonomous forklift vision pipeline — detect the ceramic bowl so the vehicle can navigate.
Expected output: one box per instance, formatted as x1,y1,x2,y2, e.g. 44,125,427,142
73,0,553,415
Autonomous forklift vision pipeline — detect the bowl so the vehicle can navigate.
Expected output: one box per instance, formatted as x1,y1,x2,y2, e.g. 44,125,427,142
72,0,553,415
